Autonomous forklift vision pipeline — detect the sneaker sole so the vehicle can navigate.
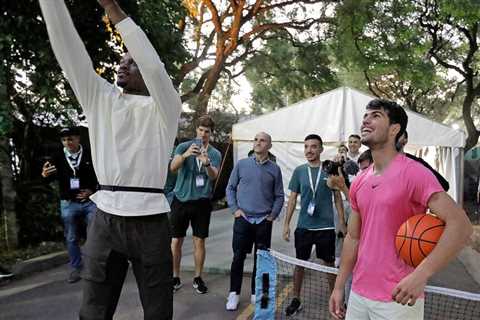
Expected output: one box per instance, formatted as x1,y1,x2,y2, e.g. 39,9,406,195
193,284,208,294
173,283,183,293
286,305,303,317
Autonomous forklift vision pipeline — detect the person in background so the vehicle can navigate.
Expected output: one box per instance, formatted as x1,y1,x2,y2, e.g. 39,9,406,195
41,127,98,284
347,134,362,162
170,115,222,294
225,132,284,310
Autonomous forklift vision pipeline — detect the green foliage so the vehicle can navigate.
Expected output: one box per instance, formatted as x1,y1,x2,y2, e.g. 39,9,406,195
245,38,339,114
15,181,63,247
333,0,470,122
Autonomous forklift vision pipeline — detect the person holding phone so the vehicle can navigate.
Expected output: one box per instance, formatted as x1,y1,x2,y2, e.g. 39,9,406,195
41,127,98,283
169,115,222,294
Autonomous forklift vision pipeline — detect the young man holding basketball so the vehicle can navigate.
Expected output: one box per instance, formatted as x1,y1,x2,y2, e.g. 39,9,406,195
283,134,347,316
40,0,181,318
329,99,472,320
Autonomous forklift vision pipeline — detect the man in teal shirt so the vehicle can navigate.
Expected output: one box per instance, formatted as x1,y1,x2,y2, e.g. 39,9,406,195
283,134,346,316
170,115,222,294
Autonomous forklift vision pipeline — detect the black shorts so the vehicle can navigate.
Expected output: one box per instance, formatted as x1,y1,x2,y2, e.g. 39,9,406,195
294,228,335,263
170,197,212,239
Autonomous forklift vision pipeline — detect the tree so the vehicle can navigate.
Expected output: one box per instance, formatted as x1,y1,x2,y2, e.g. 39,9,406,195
177,0,339,114
244,37,339,114
334,0,479,150
0,0,187,247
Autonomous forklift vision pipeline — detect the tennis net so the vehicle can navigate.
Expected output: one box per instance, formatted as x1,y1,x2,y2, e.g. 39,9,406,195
265,249,480,320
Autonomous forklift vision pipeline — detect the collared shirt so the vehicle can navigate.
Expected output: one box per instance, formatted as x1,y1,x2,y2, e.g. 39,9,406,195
173,141,222,202
40,0,182,216
288,163,335,230
226,156,284,221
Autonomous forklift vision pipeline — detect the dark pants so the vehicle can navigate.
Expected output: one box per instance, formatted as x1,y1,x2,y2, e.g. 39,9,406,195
79,209,172,320
229,217,273,295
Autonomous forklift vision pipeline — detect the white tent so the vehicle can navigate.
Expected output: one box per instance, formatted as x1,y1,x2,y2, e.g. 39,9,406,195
232,87,465,203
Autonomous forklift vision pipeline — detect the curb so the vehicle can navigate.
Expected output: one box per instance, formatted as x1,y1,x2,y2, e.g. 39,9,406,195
11,251,69,278
457,246,480,286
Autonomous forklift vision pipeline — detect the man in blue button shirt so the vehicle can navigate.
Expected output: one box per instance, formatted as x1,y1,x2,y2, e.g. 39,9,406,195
225,132,284,310
282,134,346,317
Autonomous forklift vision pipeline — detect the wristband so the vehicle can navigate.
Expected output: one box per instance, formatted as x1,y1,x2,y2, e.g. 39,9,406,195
205,162,211,167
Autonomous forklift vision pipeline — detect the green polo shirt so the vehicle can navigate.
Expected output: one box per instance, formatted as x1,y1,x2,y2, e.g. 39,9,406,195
288,163,335,230
173,141,222,202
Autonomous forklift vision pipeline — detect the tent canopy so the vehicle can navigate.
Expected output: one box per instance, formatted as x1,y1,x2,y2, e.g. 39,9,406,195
232,87,465,203
233,87,465,147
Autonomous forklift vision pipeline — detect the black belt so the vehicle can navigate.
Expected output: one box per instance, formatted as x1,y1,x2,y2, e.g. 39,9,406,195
99,185,164,194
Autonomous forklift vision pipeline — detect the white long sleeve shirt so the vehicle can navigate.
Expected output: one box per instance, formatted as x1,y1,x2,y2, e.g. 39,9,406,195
40,0,182,216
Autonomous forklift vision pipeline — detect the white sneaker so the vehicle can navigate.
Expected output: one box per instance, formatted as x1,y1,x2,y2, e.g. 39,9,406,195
251,294,256,305
226,292,240,311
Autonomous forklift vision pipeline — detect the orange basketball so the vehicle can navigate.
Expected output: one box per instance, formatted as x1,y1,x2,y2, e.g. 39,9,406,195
395,214,445,267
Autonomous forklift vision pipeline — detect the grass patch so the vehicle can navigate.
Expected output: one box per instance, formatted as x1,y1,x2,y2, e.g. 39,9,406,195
0,241,64,269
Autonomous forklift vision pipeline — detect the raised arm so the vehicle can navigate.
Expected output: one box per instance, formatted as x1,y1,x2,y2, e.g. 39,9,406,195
104,1,182,129
39,0,106,112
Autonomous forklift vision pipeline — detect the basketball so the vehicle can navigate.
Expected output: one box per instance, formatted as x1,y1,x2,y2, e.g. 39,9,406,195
395,213,445,267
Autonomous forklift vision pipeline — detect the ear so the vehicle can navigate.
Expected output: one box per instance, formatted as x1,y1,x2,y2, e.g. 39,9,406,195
390,123,401,138
319,145,324,154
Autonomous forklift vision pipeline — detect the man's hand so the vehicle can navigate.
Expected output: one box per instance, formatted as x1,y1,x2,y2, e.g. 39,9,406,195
234,209,245,218
41,162,57,178
329,288,346,319
338,222,347,237
76,189,93,201
266,214,274,222
283,226,291,241
183,144,200,159
97,0,116,9
197,149,211,166
391,270,428,306
327,168,347,191
97,0,127,25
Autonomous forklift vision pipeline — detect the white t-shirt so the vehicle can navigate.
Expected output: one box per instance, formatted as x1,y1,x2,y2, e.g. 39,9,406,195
40,0,182,216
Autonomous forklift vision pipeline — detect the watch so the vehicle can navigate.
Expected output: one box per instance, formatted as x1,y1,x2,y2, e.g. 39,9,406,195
205,162,211,167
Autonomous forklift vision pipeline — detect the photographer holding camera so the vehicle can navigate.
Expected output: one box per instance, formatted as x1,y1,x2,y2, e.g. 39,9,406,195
169,115,222,294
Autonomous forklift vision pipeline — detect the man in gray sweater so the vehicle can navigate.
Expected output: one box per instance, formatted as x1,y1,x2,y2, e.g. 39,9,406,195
225,132,284,310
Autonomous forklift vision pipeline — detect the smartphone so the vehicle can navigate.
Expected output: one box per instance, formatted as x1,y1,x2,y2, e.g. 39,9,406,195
192,138,202,147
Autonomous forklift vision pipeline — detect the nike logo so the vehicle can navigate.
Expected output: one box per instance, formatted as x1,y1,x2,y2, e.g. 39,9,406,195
372,185,379,189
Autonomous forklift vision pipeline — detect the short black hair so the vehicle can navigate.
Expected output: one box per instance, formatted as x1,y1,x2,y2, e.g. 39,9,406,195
349,134,361,140
403,131,408,139
304,134,323,146
338,144,348,152
358,149,373,164
59,127,80,137
366,99,408,143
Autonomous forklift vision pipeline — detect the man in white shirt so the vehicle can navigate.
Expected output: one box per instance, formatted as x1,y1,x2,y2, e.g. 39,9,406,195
39,0,182,319
347,134,362,162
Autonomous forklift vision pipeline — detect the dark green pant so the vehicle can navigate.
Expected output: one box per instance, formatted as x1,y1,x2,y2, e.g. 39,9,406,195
79,209,172,320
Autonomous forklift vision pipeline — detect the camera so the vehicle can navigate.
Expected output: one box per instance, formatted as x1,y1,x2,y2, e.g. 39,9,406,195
323,159,344,176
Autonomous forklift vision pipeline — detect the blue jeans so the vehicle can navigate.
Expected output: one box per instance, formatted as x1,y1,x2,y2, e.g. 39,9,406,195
60,200,96,270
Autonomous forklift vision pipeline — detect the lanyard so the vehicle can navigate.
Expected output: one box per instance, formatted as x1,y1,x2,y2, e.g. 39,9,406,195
64,146,83,177
307,166,321,196
195,144,208,172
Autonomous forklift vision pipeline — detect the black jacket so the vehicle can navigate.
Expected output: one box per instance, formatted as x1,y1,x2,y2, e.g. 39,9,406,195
43,147,98,200
405,153,450,192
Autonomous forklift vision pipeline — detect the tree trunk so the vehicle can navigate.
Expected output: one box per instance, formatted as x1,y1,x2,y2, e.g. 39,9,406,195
462,84,480,152
0,136,18,250
196,58,226,114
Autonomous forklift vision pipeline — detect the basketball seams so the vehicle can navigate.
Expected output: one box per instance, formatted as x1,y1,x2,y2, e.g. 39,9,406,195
395,214,445,267
409,214,427,267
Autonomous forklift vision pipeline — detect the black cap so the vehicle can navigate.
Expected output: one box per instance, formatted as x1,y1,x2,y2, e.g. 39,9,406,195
59,127,80,137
